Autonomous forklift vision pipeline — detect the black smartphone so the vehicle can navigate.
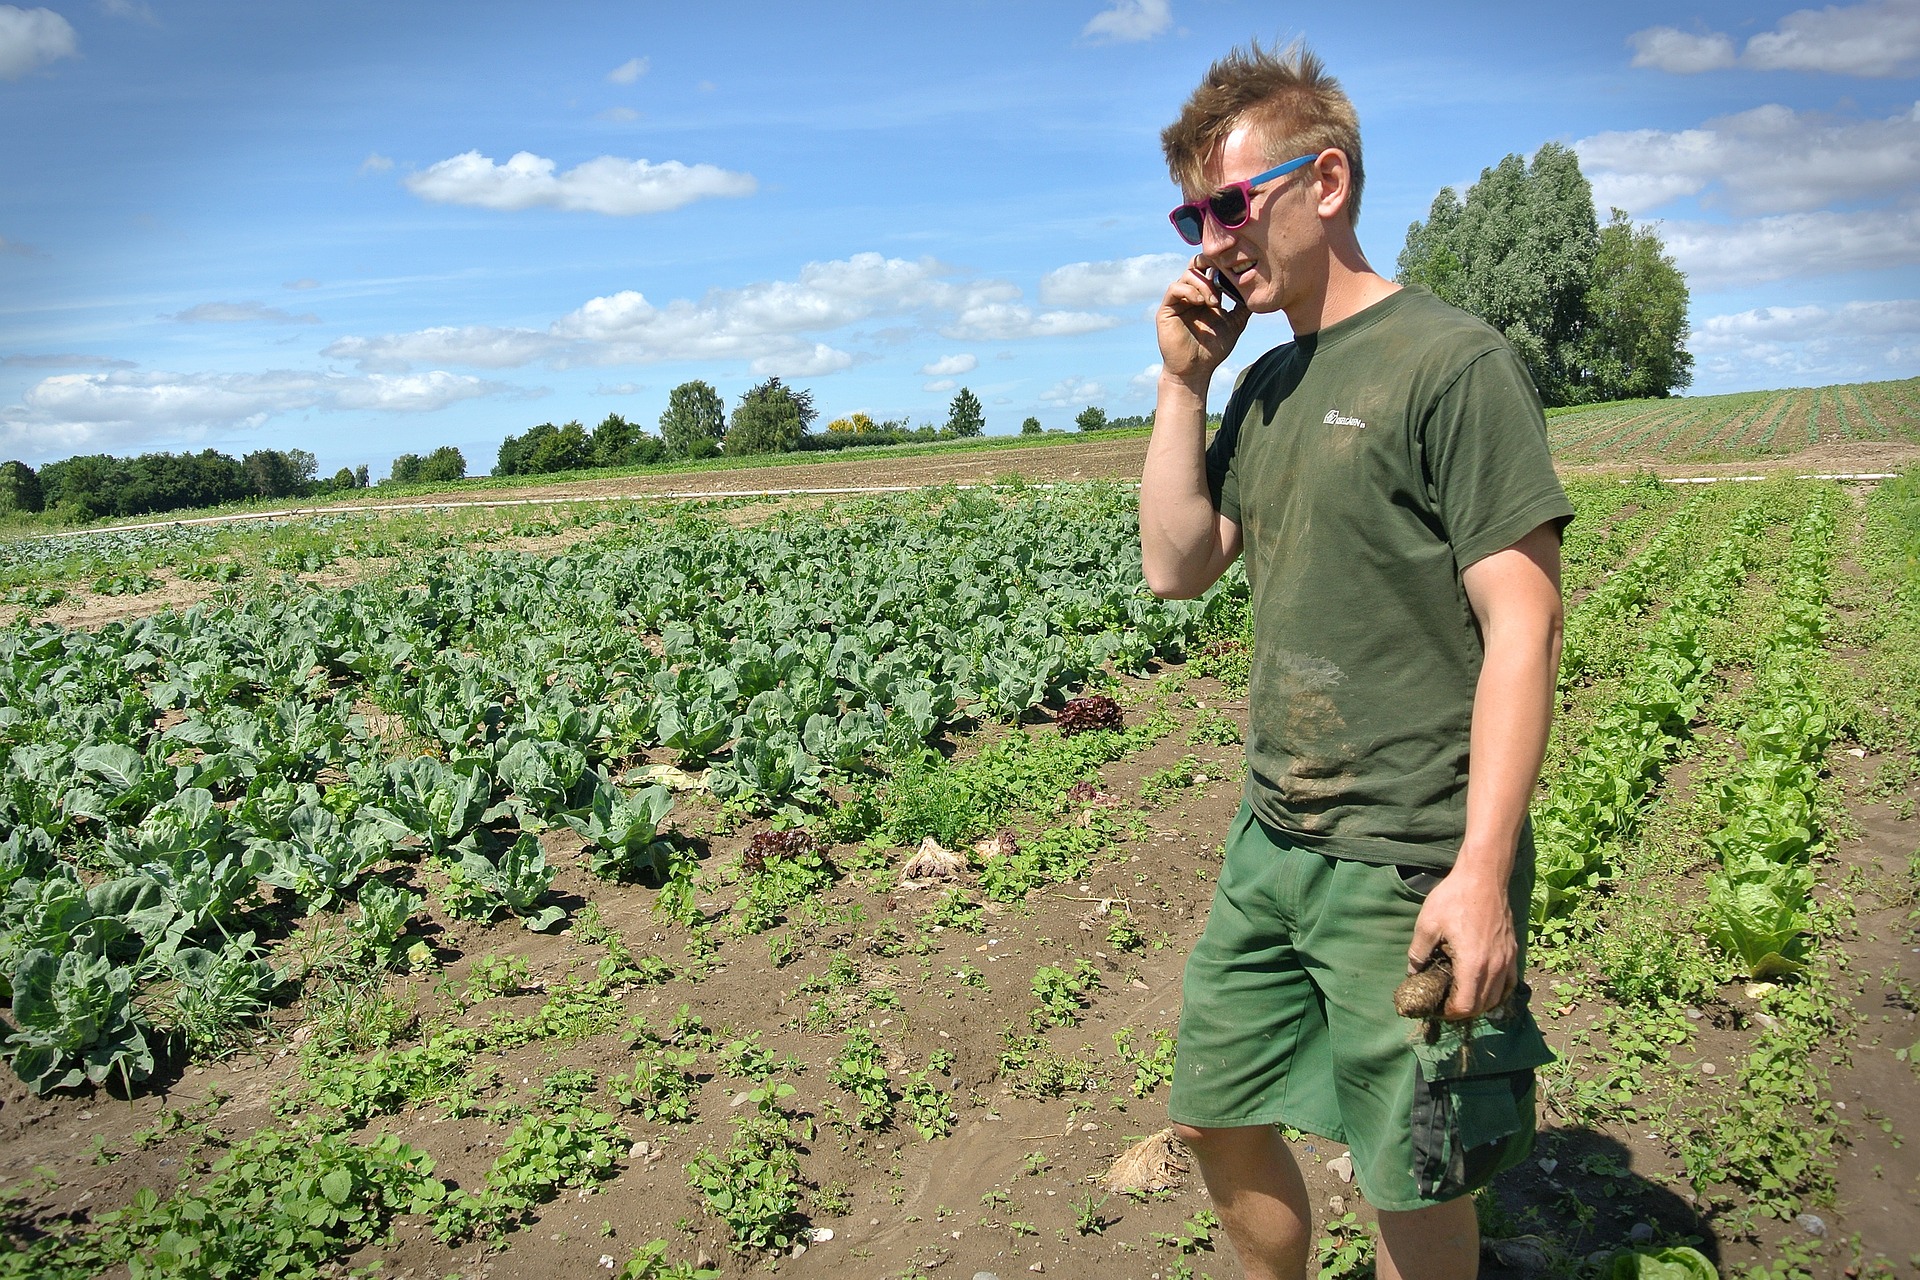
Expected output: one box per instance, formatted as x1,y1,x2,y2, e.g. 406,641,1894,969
1207,268,1244,313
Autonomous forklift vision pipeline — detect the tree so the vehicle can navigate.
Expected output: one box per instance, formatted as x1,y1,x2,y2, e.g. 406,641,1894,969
725,377,815,455
825,412,877,434
416,445,466,483
590,413,665,467
1396,142,1691,405
1020,416,1043,436
354,464,370,489
1075,405,1109,432
659,380,726,458
241,449,316,498
388,453,424,485
1577,210,1694,402
945,387,984,438
0,461,42,514
327,466,357,491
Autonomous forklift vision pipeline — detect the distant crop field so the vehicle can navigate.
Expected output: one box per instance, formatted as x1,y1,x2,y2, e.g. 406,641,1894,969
1547,376,1920,465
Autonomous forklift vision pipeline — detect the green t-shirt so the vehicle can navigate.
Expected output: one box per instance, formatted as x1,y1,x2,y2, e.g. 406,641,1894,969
1206,285,1573,869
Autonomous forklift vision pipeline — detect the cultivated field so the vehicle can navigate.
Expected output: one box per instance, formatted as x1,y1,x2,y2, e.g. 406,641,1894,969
0,460,1917,1280
1546,377,1920,467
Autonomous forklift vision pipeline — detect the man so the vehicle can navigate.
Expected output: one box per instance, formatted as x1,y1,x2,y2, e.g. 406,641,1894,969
1139,41,1573,1280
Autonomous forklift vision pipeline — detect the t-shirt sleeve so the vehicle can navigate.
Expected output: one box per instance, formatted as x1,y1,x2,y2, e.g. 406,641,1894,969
1422,346,1575,570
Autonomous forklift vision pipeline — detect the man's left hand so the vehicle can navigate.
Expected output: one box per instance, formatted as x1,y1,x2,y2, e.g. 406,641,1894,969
1408,867,1517,1021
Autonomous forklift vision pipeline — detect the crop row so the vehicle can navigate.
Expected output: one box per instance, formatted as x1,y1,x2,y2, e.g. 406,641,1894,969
1533,490,1787,924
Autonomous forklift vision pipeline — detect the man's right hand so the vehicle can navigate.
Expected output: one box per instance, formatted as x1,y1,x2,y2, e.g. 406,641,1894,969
1157,257,1251,386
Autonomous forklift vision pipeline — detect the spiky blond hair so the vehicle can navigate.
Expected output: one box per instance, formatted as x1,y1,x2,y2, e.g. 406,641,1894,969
1161,39,1365,225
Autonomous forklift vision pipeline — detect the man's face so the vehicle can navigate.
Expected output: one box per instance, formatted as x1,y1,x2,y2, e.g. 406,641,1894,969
1192,124,1320,316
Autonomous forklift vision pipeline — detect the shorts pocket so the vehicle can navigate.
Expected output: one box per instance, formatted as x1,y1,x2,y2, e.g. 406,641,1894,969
1390,864,1446,904
1407,1007,1556,1201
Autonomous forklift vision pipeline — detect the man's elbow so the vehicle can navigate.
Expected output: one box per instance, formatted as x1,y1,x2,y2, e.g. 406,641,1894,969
1142,559,1203,599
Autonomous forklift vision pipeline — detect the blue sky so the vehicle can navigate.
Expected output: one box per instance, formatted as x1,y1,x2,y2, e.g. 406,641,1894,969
2,0,1916,477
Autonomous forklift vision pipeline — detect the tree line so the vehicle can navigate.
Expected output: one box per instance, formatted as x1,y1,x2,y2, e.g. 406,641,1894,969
0,449,373,522
491,378,1002,477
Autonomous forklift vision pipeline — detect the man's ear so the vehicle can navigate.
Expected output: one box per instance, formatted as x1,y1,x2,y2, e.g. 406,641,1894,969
1313,150,1352,223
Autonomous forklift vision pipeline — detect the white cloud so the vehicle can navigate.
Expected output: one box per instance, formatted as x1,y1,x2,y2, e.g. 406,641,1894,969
360,152,394,174
920,353,977,376
751,344,854,378
0,5,76,80
329,253,1107,380
283,277,320,291
1697,297,1920,343
1626,0,1920,78
942,302,1118,341
1082,0,1171,43
923,378,957,394
597,107,639,123
1690,297,1920,383
1128,362,1164,398
606,56,649,84
1040,376,1106,406
0,368,514,457
1038,253,1187,307
324,325,563,373
1576,101,1920,216
330,371,506,413
173,301,320,325
1657,202,1920,288
1745,0,1920,76
1627,28,1737,74
404,150,756,216
593,382,644,396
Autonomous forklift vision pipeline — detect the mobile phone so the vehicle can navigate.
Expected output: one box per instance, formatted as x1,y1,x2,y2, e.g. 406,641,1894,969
1207,268,1244,313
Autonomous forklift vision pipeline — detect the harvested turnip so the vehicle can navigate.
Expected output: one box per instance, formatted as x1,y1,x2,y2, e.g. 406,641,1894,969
1394,944,1454,1019
1102,1128,1189,1193
898,836,966,887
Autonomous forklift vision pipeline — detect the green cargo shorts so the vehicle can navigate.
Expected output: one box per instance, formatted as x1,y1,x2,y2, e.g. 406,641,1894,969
1167,803,1554,1213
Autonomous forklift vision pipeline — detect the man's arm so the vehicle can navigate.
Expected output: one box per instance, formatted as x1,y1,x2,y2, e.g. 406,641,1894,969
1408,520,1564,1019
1140,262,1246,599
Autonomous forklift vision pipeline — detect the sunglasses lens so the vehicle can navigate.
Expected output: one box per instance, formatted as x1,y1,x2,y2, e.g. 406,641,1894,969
1210,186,1249,229
1171,205,1205,245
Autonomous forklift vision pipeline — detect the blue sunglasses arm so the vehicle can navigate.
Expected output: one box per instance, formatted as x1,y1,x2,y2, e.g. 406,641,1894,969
1247,153,1319,186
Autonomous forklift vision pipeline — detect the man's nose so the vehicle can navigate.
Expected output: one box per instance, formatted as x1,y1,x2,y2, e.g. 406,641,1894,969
1199,215,1234,261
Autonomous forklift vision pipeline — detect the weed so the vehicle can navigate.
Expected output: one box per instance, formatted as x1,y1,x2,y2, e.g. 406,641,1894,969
998,1031,1105,1097
717,1033,778,1081
1140,754,1204,806
685,1123,805,1252
1186,707,1242,746
1153,1208,1220,1255
904,1073,955,1140
1030,959,1103,1028
1313,1211,1376,1280
465,953,532,1002
919,888,985,933
830,1028,894,1129
1113,1026,1177,1097
1105,914,1146,953
1072,1191,1113,1236
611,1048,702,1124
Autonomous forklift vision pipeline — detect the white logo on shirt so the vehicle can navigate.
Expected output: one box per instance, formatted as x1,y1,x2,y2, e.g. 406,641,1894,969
1323,409,1367,429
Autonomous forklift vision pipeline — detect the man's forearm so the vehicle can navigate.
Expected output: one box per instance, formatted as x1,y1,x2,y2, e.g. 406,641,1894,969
1141,373,1225,598
1453,599,1561,887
